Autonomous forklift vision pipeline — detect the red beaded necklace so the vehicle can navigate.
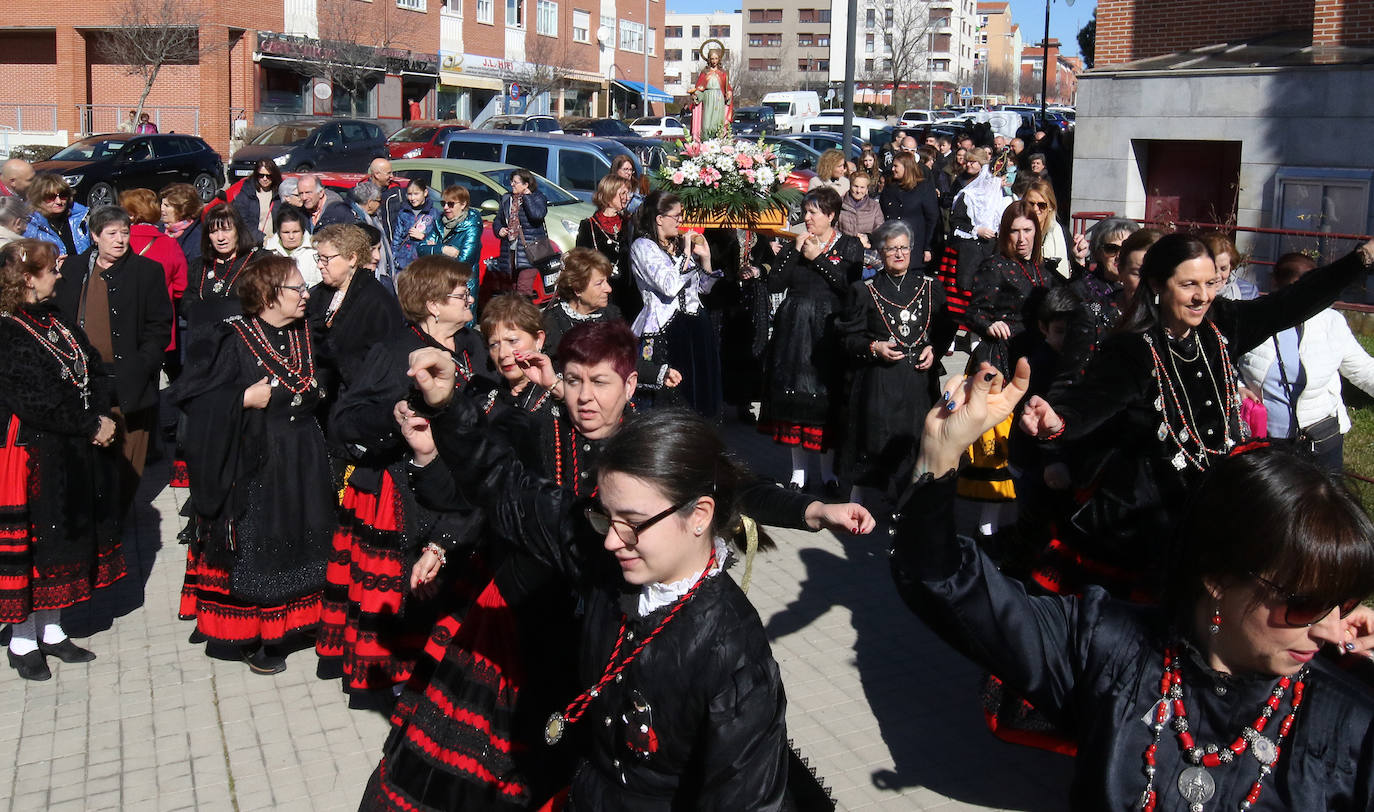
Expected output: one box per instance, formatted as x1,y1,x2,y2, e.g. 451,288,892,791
544,544,718,745
7,311,91,408
230,316,317,404
201,253,251,298
1139,646,1307,812
1143,322,1241,472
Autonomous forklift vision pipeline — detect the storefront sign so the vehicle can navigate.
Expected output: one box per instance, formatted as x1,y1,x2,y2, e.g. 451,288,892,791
258,32,438,76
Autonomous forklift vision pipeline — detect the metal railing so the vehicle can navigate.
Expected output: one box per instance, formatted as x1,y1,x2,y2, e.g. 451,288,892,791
76,105,201,137
0,105,59,134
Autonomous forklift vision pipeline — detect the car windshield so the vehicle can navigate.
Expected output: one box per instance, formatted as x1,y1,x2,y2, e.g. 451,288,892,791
390,127,437,142
489,119,524,131
631,118,659,126
482,169,579,206
251,124,314,146
763,101,791,114
51,138,129,161
734,110,763,122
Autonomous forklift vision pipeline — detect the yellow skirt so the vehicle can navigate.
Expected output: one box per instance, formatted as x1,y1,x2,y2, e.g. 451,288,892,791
957,414,1017,502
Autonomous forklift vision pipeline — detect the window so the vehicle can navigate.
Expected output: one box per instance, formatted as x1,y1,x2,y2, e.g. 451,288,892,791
507,0,524,28
709,24,730,37
747,9,782,22
691,49,699,60
537,0,557,35
691,25,700,37
1272,167,1374,270
817,35,829,46
865,8,874,26
748,57,780,71
620,19,645,53
445,140,502,161
748,33,781,47
649,27,656,55
505,144,550,173
559,151,603,193
665,25,682,37
397,0,427,10
865,34,874,53
798,58,808,71
798,8,814,22
477,0,493,22
573,9,590,40
666,48,682,61
864,58,874,71
798,34,812,47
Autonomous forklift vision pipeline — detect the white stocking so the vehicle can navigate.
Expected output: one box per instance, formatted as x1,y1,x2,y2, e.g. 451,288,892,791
36,608,66,645
789,447,808,487
9,614,38,656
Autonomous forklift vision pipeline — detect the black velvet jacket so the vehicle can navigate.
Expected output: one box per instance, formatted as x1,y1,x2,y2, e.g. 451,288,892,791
307,270,404,395
892,473,1374,811
413,392,817,811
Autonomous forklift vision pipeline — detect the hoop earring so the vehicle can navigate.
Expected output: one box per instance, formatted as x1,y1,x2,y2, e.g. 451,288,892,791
1209,603,1222,635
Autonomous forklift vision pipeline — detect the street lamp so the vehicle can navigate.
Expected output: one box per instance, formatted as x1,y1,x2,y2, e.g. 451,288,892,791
928,17,948,110
1041,0,1076,120
644,0,653,118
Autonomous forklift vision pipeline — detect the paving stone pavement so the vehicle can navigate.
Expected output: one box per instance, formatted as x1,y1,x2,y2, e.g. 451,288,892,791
0,400,1073,812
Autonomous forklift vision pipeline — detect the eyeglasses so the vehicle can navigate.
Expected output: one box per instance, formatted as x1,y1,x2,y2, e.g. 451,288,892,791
882,245,912,255
276,283,310,295
1101,243,1122,256
445,290,472,302
442,201,461,208
1025,200,1049,211
585,497,693,544
1250,573,1363,627
658,212,682,222
316,253,341,265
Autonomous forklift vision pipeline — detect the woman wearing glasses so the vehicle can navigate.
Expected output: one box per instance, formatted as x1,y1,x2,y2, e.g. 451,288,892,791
172,255,334,674
836,220,955,503
306,224,403,396
1053,217,1141,388
1020,178,1080,280
417,185,482,309
895,360,1374,812
317,255,491,695
23,174,89,259
629,191,722,416
231,159,282,243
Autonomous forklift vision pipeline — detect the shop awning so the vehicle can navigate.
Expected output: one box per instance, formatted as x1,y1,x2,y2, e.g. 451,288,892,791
612,80,674,103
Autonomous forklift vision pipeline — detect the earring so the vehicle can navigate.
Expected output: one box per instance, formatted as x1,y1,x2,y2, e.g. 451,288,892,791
1209,603,1222,635
694,526,703,536
1153,292,1160,306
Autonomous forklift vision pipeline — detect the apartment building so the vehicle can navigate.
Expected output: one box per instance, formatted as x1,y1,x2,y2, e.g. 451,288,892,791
664,10,743,96
825,0,980,107
975,1,1020,103
738,0,835,91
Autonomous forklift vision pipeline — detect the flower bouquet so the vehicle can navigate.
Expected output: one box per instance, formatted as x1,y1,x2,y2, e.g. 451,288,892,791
653,135,801,229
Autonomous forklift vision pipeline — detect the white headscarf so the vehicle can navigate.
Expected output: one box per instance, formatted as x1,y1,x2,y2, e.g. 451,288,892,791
955,166,1010,233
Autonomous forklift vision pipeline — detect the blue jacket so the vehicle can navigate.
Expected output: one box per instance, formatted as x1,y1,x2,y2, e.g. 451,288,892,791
393,201,438,271
418,208,483,308
25,202,90,257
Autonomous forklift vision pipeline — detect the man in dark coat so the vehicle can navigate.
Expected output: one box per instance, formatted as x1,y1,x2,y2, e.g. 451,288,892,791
298,174,358,232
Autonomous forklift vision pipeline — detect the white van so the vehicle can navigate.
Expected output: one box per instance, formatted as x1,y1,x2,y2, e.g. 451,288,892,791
798,114,889,144
761,91,821,133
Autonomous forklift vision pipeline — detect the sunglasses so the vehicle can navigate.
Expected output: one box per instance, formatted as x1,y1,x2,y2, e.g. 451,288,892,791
47,191,72,202
585,498,693,544
1251,573,1363,627
1100,243,1122,256
256,173,274,179
1025,200,1049,211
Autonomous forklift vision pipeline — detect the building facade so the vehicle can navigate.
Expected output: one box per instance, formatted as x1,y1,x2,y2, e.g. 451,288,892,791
975,1,1020,104
738,0,835,93
664,9,743,97
825,0,980,108
1018,39,1076,105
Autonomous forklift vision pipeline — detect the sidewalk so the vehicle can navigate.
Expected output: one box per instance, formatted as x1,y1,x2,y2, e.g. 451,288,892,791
0,409,1072,811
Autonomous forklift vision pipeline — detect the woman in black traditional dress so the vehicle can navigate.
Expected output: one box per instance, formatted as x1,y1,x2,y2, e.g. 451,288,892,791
0,240,122,681
181,205,265,338
172,255,335,675
575,174,640,319
307,223,404,400
542,246,624,360
1021,233,1374,596
760,187,863,495
895,359,1374,811
317,255,491,696
836,220,954,504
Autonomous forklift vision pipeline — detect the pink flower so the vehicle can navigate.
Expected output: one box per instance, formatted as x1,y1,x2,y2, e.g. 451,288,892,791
671,171,686,185
743,169,756,184
736,153,754,170
683,142,703,157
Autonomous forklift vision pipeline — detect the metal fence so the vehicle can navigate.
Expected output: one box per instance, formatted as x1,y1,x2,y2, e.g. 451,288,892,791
0,105,59,134
77,105,201,137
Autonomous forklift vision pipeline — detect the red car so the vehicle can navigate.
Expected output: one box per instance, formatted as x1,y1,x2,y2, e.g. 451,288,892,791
387,123,469,159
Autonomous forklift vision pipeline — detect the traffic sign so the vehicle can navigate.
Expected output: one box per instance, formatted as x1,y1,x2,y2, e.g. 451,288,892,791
959,86,973,99
509,82,523,99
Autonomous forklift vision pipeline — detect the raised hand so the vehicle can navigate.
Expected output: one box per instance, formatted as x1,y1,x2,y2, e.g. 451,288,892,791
408,347,457,408
917,359,1031,479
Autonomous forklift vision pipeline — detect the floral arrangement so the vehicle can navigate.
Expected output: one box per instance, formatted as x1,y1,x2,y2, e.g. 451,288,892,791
653,135,801,223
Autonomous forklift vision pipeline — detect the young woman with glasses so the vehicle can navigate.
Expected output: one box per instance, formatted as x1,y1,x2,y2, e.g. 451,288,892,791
894,360,1374,811
171,255,334,675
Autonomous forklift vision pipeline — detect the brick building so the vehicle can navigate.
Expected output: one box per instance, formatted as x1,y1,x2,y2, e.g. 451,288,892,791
0,0,665,156
1018,39,1075,105
1074,0,1374,292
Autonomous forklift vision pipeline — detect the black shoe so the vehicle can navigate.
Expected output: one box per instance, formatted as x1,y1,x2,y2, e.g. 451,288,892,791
822,480,842,500
38,638,96,663
786,481,803,492
244,646,287,676
7,649,51,681
177,613,195,622
188,628,207,644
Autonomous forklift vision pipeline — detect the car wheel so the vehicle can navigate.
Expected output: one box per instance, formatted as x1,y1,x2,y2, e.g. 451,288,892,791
192,172,220,203
87,182,116,209
295,163,312,173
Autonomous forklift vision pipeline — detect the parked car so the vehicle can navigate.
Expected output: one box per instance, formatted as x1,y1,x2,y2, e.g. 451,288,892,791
228,119,387,180
390,158,595,258
561,118,635,137
898,109,937,127
731,106,776,137
784,132,863,159
478,114,563,134
629,116,686,138
797,114,889,143
439,131,640,202
749,135,823,173
387,123,468,159
37,133,224,208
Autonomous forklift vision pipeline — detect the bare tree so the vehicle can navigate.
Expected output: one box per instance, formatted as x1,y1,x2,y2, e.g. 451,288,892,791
299,0,423,117
94,0,219,122
880,2,937,111
722,48,789,107
503,36,574,115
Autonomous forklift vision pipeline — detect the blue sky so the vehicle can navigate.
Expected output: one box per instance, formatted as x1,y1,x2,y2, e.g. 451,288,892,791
664,0,1094,58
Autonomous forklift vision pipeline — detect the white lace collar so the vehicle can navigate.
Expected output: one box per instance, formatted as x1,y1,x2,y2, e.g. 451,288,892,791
635,537,730,617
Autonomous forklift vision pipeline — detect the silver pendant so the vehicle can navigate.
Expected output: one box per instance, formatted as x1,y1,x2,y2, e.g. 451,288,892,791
1157,422,1168,441
544,712,566,744
1179,428,1191,444
59,366,70,380
899,309,911,322
74,357,86,376
207,270,216,280
47,329,58,342
1249,733,1278,766
1172,451,1188,471
213,281,225,294
291,393,303,407
1176,766,1215,806
898,324,910,337
1224,437,1236,451
1154,396,1165,412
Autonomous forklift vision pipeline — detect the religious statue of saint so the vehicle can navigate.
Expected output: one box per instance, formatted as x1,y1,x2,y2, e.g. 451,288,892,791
689,40,733,140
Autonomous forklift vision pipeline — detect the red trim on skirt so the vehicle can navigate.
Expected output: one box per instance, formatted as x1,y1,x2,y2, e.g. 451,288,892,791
179,546,201,619
170,459,190,489
760,420,828,452
191,559,322,645
935,245,971,329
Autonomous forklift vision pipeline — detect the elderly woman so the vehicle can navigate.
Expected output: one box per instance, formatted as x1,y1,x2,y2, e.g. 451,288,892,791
307,223,403,394
492,169,549,298
24,173,89,259
878,153,938,270
838,172,883,249
0,240,122,680
418,185,482,308
172,255,333,674
183,205,265,338
761,188,863,494
630,190,722,416
1053,217,1142,386
0,197,32,247
808,149,851,197
278,177,303,210
1023,234,1374,595
317,255,489,694
895,360,1374,811
836,220,954,502
232,159,282,243
263,205,320,287
121,189,189,328
1201,231,1258,300
159,182,204,276
541,246,625,360
52,206,172,509
575,174,639,318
